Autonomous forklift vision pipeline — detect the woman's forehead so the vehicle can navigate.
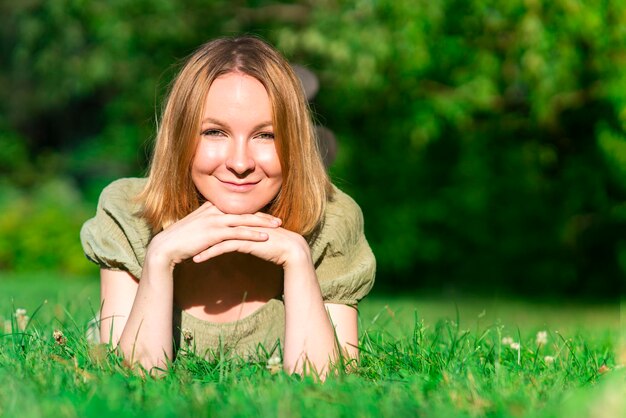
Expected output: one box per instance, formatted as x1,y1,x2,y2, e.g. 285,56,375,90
202,73,272,125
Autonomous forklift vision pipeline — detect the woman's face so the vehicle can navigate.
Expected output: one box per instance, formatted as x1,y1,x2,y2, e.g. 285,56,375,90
191,72,283,214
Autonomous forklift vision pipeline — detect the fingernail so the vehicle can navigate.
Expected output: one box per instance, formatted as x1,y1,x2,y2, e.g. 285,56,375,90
272,218,282,225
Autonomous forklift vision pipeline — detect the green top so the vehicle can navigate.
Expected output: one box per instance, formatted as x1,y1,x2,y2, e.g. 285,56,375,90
80,178,376,360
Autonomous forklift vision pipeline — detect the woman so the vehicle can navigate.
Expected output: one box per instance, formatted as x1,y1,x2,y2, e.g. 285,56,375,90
80,36,375,376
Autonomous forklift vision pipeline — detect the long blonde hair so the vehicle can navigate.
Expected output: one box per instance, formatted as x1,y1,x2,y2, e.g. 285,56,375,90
139,36,333,236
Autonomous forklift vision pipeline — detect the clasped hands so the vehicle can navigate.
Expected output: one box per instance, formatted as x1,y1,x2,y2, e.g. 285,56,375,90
146,201,311,270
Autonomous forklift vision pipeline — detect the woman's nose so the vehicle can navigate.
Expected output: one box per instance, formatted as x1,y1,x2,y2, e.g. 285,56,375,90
225,138,255,175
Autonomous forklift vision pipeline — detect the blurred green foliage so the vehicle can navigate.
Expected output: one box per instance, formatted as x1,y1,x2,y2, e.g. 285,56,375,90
1,0,625,296
0,178,90,273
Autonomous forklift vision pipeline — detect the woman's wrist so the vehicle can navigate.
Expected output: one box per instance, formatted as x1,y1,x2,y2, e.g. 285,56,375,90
144,236,177,274
282,237,314,273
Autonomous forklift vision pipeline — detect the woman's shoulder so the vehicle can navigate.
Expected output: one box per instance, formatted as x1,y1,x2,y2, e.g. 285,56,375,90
98,177,147,209
80,177,151,278
310,185,365,258
95,176,151,240
323,185,365,236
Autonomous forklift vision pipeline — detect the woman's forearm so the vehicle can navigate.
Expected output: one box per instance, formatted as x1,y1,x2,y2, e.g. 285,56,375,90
282,253,338,377
118,251,174,373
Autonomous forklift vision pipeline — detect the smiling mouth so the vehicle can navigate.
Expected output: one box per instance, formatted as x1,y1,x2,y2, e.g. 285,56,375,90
218,179,260,192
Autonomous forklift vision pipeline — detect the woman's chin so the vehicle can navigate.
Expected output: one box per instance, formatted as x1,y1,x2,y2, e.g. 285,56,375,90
212,201,266,215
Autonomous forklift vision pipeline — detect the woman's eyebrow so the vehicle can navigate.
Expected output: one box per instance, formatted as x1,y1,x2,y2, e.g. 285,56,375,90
200,118,273,131
200,117,227,126
252,121,273,131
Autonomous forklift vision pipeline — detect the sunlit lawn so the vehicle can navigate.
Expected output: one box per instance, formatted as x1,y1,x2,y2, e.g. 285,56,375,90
0,272,623,417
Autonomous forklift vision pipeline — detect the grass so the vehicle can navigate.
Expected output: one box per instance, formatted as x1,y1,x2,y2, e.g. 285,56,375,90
0,272,624,417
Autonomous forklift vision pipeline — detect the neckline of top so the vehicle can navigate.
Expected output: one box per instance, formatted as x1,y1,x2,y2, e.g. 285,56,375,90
176,297,283,329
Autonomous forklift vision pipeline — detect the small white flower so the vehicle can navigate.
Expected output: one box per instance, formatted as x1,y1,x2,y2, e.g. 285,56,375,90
182,328,194,345
53,330,66,346
267,356,281,366
510,342,520,350
544,355,555,364
15,308,27,317
266,356,282,374
502,337,514,345
536,331,548,346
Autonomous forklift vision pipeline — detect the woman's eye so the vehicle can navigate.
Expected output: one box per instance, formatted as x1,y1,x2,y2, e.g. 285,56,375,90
257,132,275,140
201,129,225,137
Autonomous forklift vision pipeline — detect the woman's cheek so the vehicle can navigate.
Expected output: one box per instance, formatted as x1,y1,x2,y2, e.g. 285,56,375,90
254,146,282,176
194,142,228,172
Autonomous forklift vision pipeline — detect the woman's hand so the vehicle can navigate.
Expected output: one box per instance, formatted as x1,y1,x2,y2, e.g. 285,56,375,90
146,201,283,268
191,225,311,270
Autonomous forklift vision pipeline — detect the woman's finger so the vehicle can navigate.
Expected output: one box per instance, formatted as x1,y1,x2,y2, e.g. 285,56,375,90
221,213,281,228
253,211,282,225
193,240,252,263
192,227,269,262
228,226,270,242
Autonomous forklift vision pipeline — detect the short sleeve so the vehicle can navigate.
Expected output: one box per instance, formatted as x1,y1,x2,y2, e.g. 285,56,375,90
312,188,376,305
80,178,151,279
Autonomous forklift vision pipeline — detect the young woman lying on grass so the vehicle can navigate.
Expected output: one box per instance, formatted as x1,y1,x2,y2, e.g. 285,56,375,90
80,36,375,377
